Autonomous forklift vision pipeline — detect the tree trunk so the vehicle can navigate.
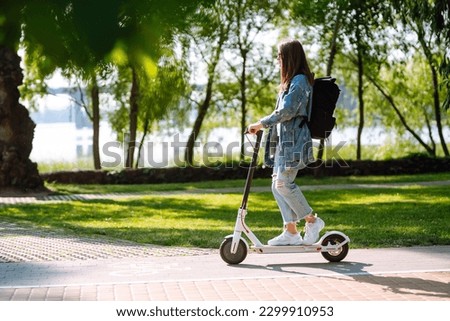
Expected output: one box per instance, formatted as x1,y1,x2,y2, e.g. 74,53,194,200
184,30,227,166
90,78,101,169
356,44,364,161
368,75,436,156
417,24,449,156
239,50,248,160
0,46,45,193
136,117,150,168
429,58,449,156
315,10,341,176
185,81,213,165
424,112,436,154
126,67,139,168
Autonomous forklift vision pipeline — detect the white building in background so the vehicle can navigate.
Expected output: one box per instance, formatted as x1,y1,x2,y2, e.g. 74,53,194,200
28,87,113,163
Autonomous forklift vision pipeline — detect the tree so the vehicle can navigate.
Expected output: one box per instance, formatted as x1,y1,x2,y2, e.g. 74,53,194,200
392,0,449,156
108,0,214,168
1,0,213,190
0,46,45,192
289,0,344,173
183,0,232,166
109,49,189,168
338,0,392,160
365,58,437,156
0,0,56,192
225,0,282,159
434,0,450,112
53,0,122,149
2,0,122,185
72,69,113,170
22,53,113,170
135,56,189,168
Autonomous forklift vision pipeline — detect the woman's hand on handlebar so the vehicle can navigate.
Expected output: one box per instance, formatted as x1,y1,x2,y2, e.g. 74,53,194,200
246,122,263,134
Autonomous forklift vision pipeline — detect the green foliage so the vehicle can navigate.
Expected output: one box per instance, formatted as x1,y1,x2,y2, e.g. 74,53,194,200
110,49,188,138
0,0,24,49
3,0,448,167
370,55,435,130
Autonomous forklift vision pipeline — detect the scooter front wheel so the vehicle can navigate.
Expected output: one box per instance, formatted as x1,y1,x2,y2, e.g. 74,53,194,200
219,237,247,264
321,234,349,262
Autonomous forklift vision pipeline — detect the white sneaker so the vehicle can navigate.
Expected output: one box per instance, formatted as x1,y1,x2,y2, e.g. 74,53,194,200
303,216,325,245
268,230,302,246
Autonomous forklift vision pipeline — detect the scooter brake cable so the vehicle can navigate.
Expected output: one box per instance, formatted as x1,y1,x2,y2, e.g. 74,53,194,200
244,131,255,149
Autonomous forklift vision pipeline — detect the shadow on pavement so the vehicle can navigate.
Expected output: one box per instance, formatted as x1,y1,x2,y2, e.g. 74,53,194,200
232,261,450,299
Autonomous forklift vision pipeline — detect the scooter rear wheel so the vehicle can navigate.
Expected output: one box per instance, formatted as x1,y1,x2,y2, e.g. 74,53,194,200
219,237,247,264
321,234,349,262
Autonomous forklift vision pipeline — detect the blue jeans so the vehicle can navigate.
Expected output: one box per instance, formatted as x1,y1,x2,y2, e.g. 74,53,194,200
272,149,313,225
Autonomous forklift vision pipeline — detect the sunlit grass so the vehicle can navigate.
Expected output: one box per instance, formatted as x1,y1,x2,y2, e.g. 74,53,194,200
37,157,94,173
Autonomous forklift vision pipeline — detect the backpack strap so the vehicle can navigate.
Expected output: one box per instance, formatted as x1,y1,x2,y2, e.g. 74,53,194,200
299,117,307,128
286,74,313,128
307,81,313,122
299,80,313,128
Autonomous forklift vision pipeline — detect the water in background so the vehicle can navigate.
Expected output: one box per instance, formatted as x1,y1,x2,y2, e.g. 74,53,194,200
30,120,387,165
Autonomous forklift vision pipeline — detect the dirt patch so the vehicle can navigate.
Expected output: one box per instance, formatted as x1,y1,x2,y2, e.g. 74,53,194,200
0,186,53,198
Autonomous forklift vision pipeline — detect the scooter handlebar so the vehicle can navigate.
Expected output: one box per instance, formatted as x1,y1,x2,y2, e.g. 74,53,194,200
244,129,263,141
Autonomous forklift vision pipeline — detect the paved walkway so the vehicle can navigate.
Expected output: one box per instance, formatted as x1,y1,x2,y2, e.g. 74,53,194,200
0,181,449,301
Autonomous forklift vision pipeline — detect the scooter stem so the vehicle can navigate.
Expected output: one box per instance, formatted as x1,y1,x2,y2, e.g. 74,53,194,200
231,130,263,253
240,130,263,210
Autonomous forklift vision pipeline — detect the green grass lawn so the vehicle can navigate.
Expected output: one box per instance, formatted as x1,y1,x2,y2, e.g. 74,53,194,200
2,173,449,250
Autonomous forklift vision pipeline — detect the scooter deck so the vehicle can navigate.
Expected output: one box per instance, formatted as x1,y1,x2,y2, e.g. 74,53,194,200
251,243,343,254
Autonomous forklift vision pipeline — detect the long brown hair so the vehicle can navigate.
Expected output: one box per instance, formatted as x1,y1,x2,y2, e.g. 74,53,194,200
278,39,314,92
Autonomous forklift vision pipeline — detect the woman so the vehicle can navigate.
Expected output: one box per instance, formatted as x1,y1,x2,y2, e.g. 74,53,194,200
247,39,324,246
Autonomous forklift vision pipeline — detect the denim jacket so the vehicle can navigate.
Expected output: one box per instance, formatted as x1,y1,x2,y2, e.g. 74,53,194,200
260,74,314,171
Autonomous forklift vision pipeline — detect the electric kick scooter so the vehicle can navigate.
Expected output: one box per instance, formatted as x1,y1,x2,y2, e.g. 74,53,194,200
219,130,350,264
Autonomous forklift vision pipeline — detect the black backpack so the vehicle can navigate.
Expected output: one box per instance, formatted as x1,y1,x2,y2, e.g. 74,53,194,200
306,76,340,140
